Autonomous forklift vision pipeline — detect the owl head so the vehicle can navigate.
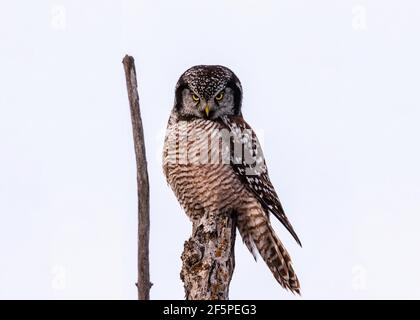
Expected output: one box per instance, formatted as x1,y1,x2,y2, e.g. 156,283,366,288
174,65,243,120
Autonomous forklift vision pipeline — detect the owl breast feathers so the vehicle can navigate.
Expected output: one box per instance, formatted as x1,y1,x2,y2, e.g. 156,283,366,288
163,65,301,294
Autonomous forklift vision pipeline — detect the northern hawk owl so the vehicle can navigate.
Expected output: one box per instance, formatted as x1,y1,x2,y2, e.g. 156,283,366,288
162,65,301,294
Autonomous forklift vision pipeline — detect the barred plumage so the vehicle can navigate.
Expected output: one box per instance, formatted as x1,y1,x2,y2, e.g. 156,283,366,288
163,65,301,295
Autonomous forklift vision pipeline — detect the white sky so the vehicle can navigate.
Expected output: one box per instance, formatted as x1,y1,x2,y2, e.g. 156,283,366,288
1,0,420,299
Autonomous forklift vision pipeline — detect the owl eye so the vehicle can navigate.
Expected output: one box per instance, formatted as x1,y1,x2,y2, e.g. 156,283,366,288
215,92,224,101
191,94,200,102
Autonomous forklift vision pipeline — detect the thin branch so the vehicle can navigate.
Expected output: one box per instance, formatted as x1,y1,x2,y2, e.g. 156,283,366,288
122,55,151,300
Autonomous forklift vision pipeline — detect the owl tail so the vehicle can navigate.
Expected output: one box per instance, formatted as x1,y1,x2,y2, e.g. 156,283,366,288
237,208,301,294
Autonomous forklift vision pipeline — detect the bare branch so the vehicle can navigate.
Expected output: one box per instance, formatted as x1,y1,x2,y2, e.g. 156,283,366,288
181,211,236,300
122,55,151,300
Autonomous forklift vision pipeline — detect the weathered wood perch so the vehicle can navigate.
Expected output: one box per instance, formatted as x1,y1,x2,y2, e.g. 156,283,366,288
181,211,237,300
122,55,151,300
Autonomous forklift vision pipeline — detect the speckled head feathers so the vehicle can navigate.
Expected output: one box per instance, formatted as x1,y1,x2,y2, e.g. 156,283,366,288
174,65,243,116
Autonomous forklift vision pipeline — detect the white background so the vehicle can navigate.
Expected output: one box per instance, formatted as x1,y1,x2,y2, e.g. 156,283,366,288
1,0,419,299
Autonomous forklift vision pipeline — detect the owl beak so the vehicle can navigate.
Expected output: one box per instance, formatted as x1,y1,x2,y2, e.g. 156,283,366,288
204,105,210,117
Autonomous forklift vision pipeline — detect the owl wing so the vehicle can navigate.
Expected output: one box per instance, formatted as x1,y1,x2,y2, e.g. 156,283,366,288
221,116,302,247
